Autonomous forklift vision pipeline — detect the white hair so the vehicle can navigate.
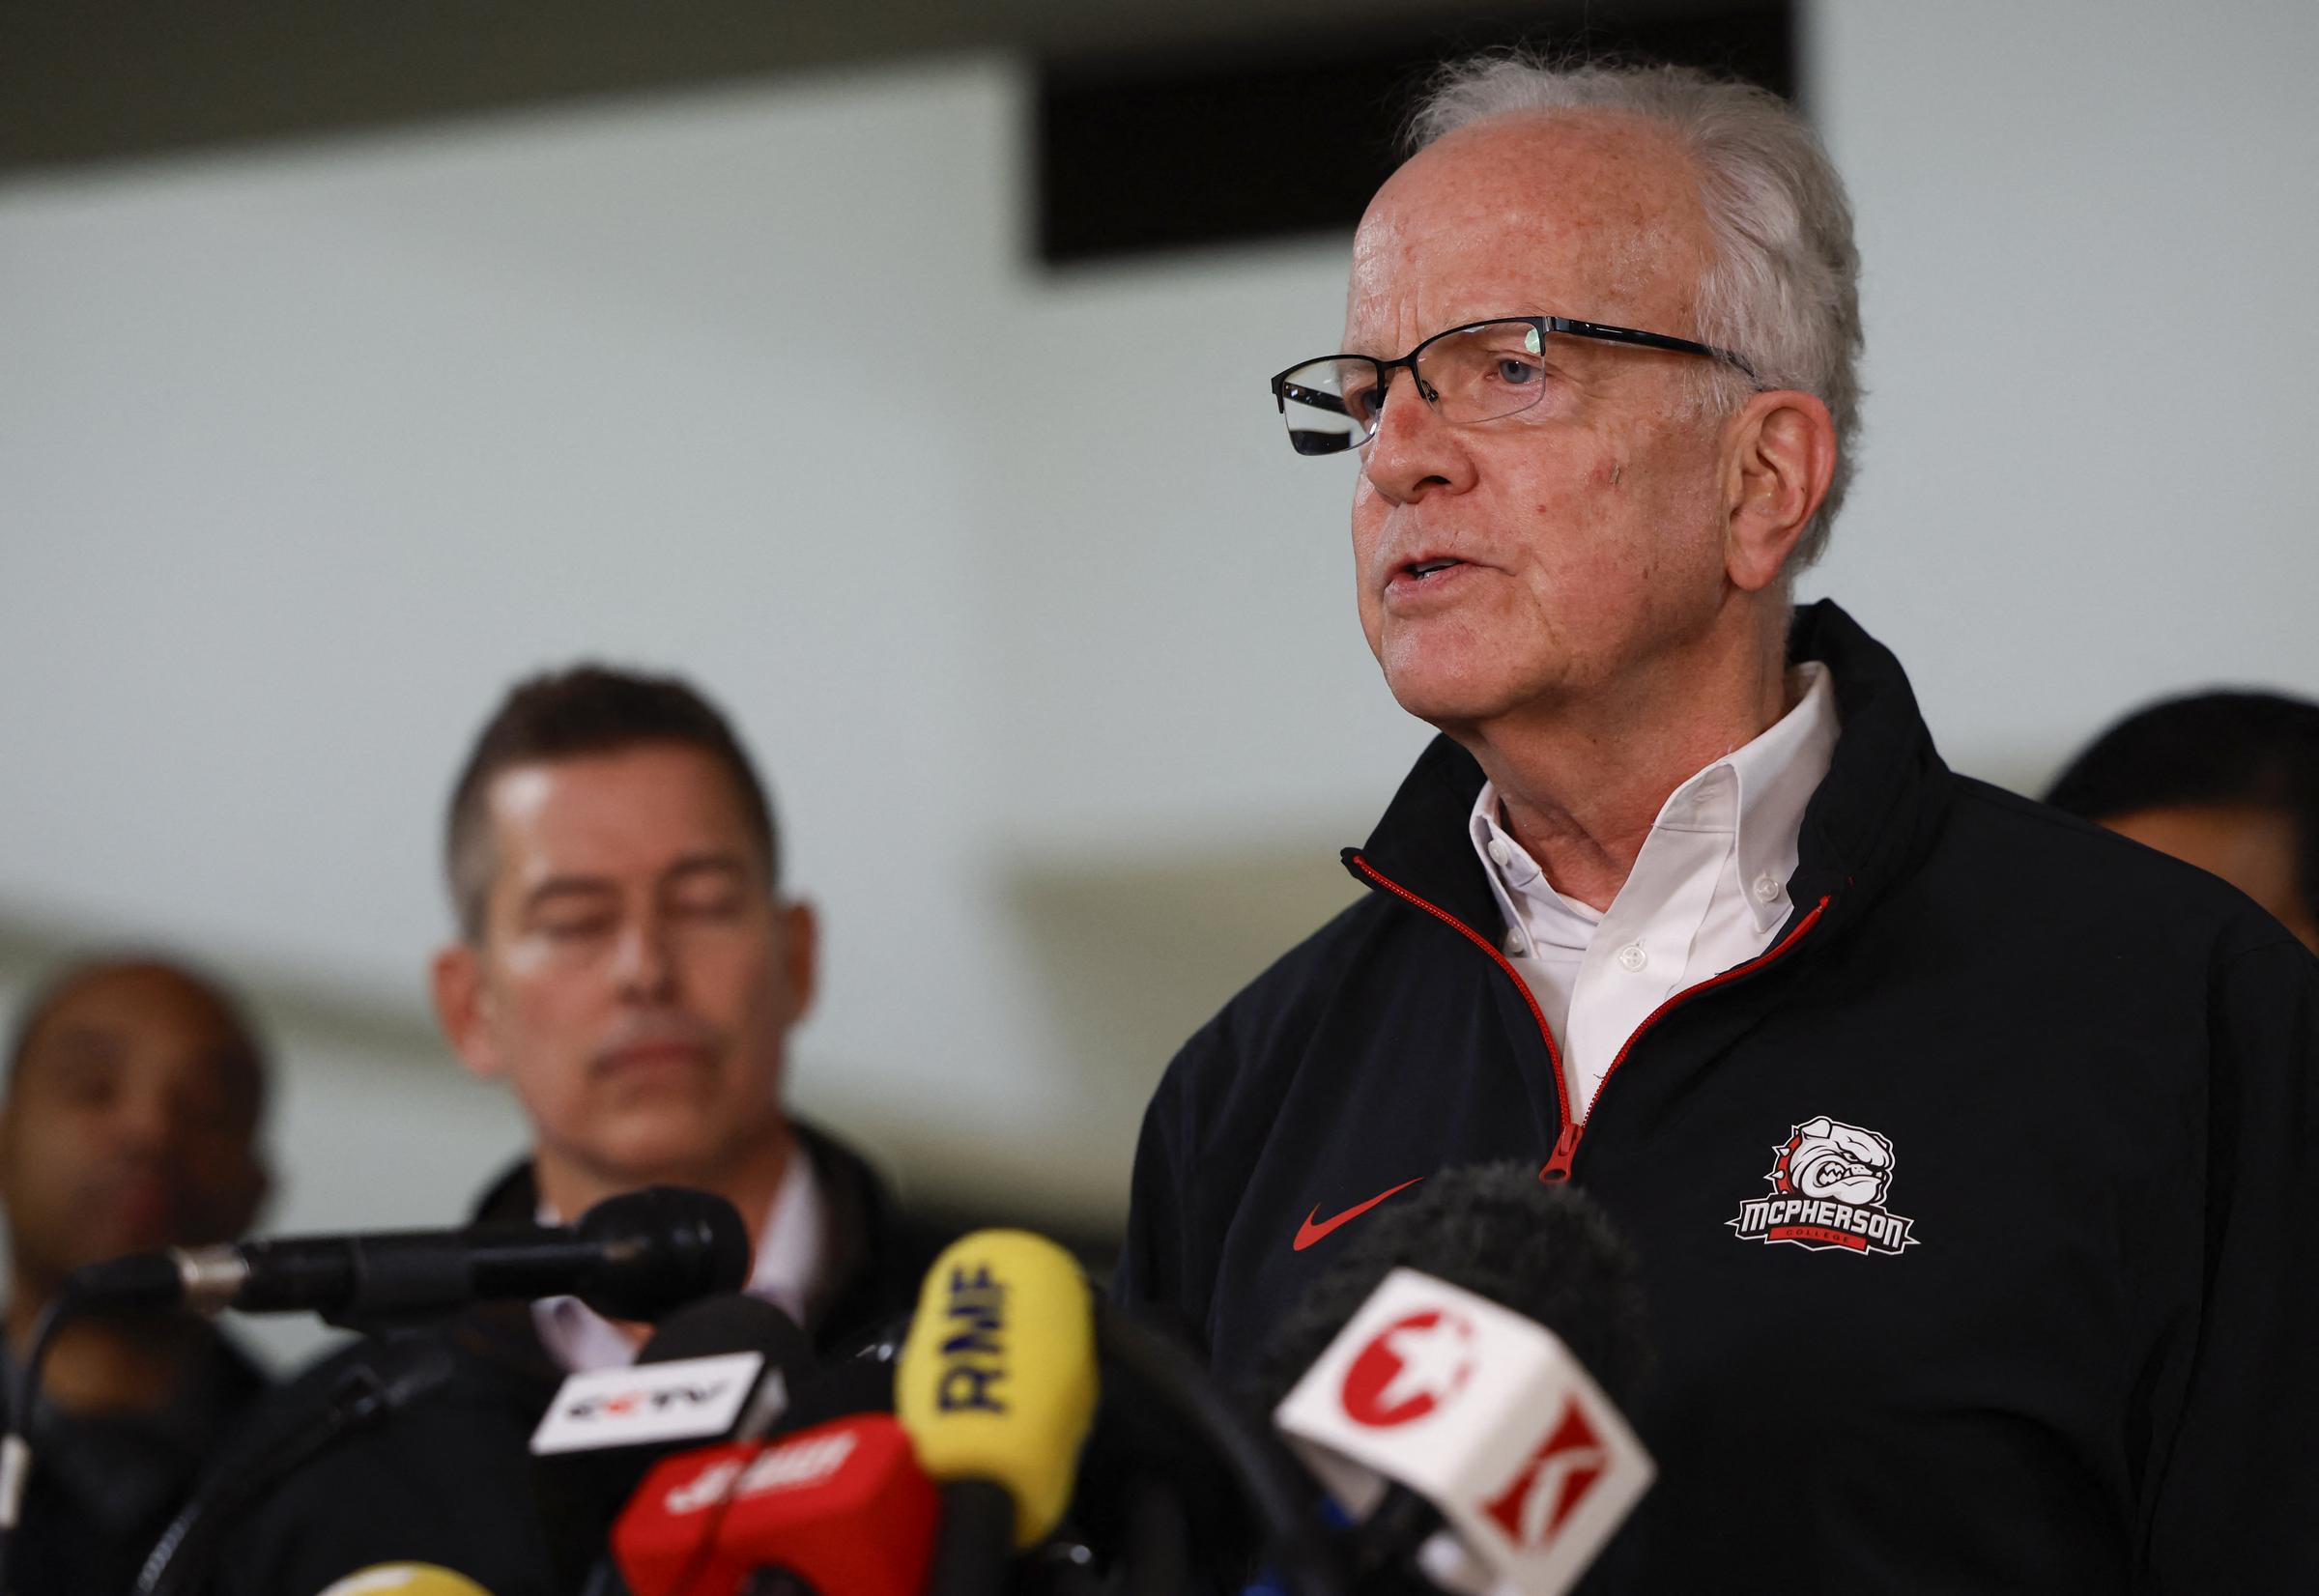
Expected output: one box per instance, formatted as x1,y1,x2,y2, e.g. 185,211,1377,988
1407,55,1864,566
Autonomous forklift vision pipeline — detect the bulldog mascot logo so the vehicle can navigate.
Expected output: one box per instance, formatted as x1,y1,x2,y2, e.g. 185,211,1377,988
1729,1115,1919,1256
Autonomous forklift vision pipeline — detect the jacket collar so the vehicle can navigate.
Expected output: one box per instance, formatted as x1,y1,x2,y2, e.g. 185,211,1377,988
1349,599,1951,946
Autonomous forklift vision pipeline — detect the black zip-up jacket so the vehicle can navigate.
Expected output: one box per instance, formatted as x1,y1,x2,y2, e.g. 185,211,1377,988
1116,601,2319,1594
212,1122,946,1596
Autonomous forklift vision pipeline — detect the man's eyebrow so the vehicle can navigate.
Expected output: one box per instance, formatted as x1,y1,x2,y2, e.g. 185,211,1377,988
520,876,620,914
660,853,753,887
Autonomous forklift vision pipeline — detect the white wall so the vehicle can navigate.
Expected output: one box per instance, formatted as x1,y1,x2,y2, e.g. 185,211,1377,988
1802,0,2319,786
3,4,2315,1352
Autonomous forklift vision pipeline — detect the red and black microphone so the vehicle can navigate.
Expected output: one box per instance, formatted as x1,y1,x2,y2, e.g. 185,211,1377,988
613,1413,938,1596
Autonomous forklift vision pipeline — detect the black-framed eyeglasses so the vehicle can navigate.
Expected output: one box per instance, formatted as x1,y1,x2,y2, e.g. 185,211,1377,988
1268,314,1760,457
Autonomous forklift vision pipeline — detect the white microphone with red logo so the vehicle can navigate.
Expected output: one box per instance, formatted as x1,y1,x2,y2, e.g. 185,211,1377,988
1274,1268,1649,1596
1256,1164,1655,1596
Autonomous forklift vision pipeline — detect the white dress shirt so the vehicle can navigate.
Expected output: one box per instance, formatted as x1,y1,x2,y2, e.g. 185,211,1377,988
530,1141,827,1373
1469,663,1840,1124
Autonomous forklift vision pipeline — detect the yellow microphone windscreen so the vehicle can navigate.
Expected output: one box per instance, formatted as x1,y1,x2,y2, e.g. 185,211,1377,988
895,1229,1099,1546
313,1564,494,1596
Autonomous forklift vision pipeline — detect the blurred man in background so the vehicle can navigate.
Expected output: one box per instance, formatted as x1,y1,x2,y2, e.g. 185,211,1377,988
427,665,921,1355
2047,689,2319,954
0,955,272,1594
223,666,939,1595
1119,55,2319,1592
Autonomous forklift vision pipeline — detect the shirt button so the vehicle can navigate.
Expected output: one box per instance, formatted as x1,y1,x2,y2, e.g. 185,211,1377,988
1504,928,1527,955
1487,838,1513,866
1753,874,1782,903
1617,942,1647,973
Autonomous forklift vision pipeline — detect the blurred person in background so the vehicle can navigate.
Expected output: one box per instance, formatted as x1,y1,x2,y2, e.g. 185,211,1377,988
0,955,272,1594
221,664,942,1596
1117,54,2319,1592
2047,689,2319,954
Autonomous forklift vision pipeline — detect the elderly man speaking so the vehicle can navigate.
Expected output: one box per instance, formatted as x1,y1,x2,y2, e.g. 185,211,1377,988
1116,57,2318,1592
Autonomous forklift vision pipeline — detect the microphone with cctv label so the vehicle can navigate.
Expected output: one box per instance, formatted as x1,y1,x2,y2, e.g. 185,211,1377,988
1260,1164,1655,1596
895,1230,1101,1596
531,1295,816,1596
62,1185,750,1327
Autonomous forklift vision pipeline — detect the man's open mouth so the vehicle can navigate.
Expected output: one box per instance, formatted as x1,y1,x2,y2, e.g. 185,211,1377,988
1405,557,1464,580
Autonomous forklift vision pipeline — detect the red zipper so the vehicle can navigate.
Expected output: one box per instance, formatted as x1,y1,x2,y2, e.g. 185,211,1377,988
1347,851,1578,1136
1348,851,1831,1185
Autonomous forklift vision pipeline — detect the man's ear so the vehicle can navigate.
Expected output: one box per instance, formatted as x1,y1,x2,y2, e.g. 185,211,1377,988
431,942,504,1082
776,899,819,1029
1722,388,1837,593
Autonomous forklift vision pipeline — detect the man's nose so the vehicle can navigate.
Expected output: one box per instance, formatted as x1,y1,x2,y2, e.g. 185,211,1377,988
1360,368,1474,504
106,1085,183,1159
612,912,679,1002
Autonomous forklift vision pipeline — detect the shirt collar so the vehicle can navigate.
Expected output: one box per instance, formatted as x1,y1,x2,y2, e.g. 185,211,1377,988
1468,662,1841,937
1471,792,1597,954
1719,661,1841,932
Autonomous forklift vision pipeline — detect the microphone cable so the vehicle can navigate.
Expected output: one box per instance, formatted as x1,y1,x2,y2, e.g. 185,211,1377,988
1095,1305,1348,1596
133,1335,459,1596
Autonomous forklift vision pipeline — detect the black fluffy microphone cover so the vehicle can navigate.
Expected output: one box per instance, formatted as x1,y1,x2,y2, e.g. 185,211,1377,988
1246,1162,1650,1413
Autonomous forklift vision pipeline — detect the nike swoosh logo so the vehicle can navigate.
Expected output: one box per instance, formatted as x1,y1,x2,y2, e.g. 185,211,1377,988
1293,1177,1424,1251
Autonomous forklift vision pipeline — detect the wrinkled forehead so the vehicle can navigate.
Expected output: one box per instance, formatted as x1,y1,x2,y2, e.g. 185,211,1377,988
1344,112,1711,350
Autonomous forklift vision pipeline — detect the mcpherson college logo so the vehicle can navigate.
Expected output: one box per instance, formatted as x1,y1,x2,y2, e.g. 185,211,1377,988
1728,1115,1920,1256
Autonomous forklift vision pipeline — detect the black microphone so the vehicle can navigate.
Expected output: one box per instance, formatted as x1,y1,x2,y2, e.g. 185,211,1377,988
60,1185,750,1327
530,1295,816,1595
1254,1163,1652,1596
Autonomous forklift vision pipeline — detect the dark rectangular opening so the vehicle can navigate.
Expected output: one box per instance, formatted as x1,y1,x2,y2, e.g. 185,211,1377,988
1037,3,1795,265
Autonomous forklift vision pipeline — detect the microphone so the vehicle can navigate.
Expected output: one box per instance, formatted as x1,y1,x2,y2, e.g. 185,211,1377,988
313,1564,495,1595
894,1230,1101,1596
614,1414,939,1596
530,1295,816,1594
1261,1164,1655,1596
62,1185,750,1327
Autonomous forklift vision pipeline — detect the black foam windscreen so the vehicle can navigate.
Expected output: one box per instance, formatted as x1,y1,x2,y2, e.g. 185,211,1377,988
574,1185,752,1323
1247,1162,1650,1413
636,1294,812,1376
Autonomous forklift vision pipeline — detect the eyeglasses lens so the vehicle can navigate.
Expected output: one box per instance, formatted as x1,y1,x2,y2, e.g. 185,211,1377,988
1275,321,1551,454
1421,321,1548,424
1275,358,1378,456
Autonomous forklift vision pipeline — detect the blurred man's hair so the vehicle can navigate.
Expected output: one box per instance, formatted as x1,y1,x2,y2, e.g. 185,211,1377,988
1404,53,1863,567
2046,689,2319,927
444,666,780,940
4,954,270,1125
